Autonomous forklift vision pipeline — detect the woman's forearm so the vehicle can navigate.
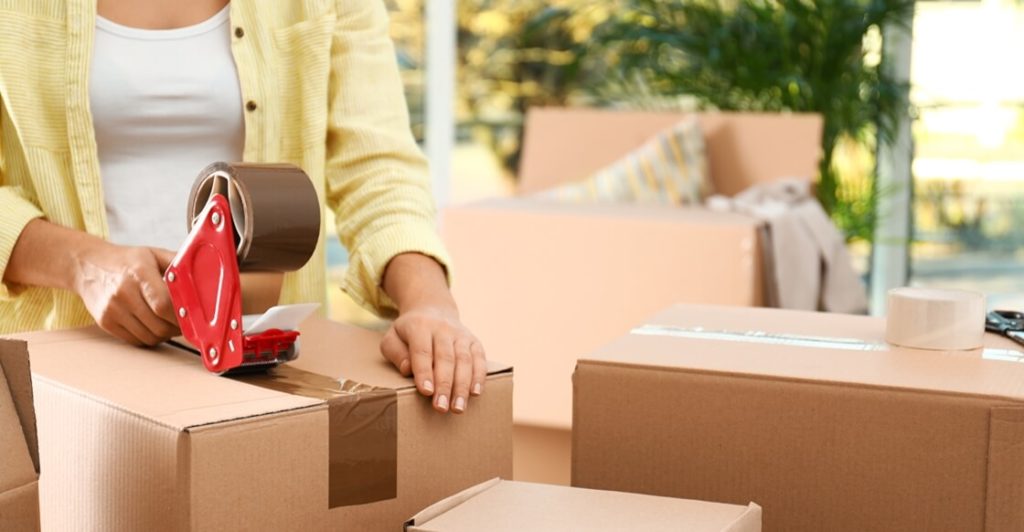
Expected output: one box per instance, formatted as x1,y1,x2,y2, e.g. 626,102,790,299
382,252,456,314
5,218,101,291
7,218,179,346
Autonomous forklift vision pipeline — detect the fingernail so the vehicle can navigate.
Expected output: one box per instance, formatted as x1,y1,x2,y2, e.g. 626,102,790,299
399,359,410,375
472,383,482,395
453,396,466,412
423,380,434,394
437,395,449,411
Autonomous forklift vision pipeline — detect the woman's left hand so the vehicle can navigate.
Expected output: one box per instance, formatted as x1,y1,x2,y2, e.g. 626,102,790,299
379,253,487,414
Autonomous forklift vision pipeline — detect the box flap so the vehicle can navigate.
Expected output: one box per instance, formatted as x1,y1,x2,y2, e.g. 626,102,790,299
405,477,502,528
985,407,1024,531
582,305,1024,402
289,317,512,389
0,481,40,531
724,504,762,532
0,358,37,493
10,327,320,430
406,479,760,532
0,339,37,473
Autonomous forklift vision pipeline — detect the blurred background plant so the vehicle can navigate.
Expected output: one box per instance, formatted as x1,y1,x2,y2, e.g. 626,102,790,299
557,0,915,241
443,0,916,242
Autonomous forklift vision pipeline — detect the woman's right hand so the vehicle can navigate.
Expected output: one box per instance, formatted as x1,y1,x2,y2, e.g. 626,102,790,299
72,241,180,346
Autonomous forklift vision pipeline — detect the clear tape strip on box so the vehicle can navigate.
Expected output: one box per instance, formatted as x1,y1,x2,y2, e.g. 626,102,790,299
631,324,1024,362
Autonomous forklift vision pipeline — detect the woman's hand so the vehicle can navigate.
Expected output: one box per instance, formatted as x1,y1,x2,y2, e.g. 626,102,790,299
6,219,180,346
380,253,487,414
73,241,179,346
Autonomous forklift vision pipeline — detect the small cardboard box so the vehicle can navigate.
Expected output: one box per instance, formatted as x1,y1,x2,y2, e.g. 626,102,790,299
0,340,40,531
573,304,1024,532
13,318,512,531
405,478,761,532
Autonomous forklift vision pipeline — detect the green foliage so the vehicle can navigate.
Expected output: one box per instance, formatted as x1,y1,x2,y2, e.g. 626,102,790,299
455,1,609,169
549,0,914,240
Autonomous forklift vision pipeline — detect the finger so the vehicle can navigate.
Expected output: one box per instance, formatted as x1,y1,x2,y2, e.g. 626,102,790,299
432,334,456,413
125,288,177,342
400,323,435,397
138,262,179,327
108,324,144,347
380,327,412,376
139,276,179,327
110,305,161,347
151,248,177,273
470,341,487,396
450,338,473,414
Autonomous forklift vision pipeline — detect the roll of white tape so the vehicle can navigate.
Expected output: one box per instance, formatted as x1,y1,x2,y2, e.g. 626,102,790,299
885,287,986,350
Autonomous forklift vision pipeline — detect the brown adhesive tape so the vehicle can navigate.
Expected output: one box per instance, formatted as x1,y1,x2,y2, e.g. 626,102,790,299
234,365,398,508
187,162,320,272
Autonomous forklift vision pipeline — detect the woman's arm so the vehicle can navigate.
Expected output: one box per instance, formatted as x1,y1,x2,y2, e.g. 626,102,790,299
380,253,486,414
5,218,178,345
323,0,487,414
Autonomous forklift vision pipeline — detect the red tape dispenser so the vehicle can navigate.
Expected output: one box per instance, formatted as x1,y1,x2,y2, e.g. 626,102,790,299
164,162,321,374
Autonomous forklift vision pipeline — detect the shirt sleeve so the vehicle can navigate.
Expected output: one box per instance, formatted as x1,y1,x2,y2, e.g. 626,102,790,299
324,0,452,318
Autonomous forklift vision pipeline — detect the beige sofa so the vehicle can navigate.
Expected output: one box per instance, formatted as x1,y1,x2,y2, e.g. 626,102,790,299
441,108,823,484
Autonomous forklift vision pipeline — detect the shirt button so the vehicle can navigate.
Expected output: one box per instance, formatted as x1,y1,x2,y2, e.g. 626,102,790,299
234,27,245,38
246,101,258,112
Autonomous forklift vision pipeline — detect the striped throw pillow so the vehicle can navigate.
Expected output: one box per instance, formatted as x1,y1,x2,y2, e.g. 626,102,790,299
534,118,710,205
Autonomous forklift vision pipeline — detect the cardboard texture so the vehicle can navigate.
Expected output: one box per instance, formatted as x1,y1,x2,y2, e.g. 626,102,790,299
13,318,512,532
0,339,40,532
572,304,1024,532
405,478,762,532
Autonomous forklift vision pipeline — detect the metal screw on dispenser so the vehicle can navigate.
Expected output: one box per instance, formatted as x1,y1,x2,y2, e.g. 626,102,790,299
211,212,221,226
167,272,176,282
230,319,238,330
179,307,187,318
209,348,218,362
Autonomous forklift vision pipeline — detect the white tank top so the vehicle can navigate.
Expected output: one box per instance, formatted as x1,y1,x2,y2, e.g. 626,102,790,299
89,6,244,251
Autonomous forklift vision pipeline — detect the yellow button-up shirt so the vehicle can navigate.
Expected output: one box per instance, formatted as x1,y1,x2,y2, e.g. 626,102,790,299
0,0,450,333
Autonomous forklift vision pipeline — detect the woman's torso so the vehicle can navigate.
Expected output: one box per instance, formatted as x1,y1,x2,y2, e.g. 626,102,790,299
0,0,338,332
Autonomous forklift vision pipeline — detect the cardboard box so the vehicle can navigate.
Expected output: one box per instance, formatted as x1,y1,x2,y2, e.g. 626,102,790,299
443,109,823,483
518,108,824,196
572,304,1024,532
13,318,512,531
0,340,40,531
446,199,763,432
405,478,762,532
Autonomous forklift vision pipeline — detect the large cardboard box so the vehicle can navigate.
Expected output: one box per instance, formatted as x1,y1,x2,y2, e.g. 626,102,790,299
0,340,40,531
13,318,512,532
443,109,823,483
405,478,761,532
573,304,1024,532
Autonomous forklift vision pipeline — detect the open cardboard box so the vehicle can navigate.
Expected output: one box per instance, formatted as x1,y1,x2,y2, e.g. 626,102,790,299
405,478,761,532
573,304,1024,531
442,108,823,484
12,318,512,531
0,339,40,531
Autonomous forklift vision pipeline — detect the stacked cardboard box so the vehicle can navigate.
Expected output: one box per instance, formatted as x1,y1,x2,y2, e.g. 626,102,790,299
573,304,1024,531
13,318,513,531
405,478,761,532
443,108,824,484
0,339,40,531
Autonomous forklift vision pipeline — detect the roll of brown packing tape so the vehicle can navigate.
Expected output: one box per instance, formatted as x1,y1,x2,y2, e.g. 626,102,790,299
885,287,986,351
187,162,320,272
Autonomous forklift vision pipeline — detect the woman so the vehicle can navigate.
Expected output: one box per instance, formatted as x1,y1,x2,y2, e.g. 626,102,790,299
0,0,485,414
